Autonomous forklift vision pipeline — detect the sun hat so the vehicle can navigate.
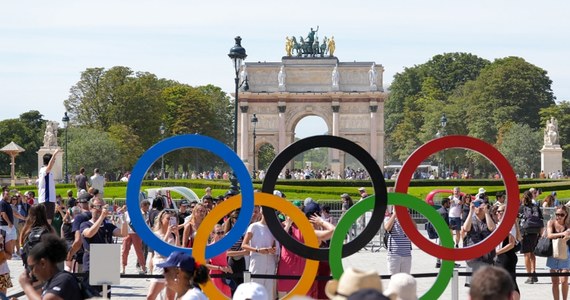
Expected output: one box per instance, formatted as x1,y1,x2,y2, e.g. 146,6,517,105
383,273,418,300
325,268,383,300
233,282,269,300
478,187,486,195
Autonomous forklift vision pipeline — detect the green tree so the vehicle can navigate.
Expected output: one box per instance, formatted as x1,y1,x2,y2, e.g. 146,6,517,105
65,127,120,175
107,124,144,172
258,143,276,171
385,53,489,163
0,111,45,177
497,123,542,175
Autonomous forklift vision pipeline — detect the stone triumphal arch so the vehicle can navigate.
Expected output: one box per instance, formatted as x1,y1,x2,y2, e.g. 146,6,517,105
236,56,387,176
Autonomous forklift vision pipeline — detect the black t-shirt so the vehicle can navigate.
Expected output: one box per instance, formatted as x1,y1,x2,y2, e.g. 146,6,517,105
80,220,117,272
72,212,92,232
0,200,14,225
75,174,88,190
42,271,83,299
178,211,190,236
67,197,77,209
148,209,160,229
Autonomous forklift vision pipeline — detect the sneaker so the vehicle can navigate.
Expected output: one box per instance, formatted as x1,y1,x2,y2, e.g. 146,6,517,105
454,263,460,268
436,262,441,268
532,274,538,283
464,283,470,287
525,277,534,284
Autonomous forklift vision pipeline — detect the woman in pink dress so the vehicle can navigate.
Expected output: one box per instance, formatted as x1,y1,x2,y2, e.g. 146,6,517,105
206,224,232,297
277,216,306,298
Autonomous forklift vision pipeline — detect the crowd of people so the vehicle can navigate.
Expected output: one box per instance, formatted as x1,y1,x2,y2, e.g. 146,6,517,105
0,154,565,300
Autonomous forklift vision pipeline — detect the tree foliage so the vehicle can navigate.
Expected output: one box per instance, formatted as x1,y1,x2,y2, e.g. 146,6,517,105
386,54,555,176
0,111,45,177
497,123,542,175
385,53,490,162
64,127,120,175
63,67,233,174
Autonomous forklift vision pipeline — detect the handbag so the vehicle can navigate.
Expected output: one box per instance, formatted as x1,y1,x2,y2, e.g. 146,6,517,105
553,238,569,260
534,236,553,257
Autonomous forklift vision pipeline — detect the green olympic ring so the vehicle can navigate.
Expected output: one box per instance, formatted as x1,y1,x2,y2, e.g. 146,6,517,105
329,192,454,300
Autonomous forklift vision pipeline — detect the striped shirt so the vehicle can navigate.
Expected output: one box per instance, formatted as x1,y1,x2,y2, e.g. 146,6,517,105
384,217,412,257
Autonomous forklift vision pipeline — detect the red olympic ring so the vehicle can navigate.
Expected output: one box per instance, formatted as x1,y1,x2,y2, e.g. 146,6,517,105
394,135,519,261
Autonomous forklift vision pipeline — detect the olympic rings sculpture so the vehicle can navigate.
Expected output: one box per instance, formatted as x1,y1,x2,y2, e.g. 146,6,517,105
127,134,519,299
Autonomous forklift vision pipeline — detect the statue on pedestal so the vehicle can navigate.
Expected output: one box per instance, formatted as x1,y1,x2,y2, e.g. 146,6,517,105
43,121,59,149
278,65,286,91
331,64,340,90
544,117,559,146
368,63,378,90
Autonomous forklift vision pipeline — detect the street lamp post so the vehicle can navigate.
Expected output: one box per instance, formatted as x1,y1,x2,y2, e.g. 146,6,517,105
62,112,70,183
440,113,447,178
251,114,258,179
160,123,165,179
228,36,247,153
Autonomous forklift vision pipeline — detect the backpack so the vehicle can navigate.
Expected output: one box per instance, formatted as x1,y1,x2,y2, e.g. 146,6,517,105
520,205,543,234
426,222,439,239
22,226,51,266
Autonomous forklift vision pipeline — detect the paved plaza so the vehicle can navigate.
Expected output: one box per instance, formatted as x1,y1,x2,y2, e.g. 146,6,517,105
6,230,554,299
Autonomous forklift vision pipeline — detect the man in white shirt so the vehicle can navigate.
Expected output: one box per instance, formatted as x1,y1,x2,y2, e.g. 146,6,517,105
89,168,105,199
448,187,463,248
38,149,59,224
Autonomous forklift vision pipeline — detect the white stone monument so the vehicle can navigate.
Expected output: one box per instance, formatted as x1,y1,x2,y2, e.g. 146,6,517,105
540,117,563,177
37,121,64,182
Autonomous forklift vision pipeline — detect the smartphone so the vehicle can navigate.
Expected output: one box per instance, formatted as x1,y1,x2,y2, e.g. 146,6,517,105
107,205,114,213
169,216,177,227
473,201,482,208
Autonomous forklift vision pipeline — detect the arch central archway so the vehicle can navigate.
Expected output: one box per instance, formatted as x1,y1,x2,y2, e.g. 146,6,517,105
236,57,387,176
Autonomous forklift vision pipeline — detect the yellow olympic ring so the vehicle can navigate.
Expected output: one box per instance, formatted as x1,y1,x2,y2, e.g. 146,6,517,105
193,193,320,299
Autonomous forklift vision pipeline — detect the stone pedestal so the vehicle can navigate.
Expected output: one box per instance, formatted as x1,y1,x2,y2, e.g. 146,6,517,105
37,147,64,182
540,146,563,176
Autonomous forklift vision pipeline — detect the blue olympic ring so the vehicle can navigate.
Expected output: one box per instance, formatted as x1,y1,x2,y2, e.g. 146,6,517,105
126,134,254,258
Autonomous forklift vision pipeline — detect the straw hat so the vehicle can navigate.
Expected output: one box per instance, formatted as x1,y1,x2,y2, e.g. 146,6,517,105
325,268,384,300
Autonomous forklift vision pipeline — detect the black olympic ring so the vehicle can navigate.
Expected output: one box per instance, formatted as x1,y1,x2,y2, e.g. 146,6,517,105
261,135,388,261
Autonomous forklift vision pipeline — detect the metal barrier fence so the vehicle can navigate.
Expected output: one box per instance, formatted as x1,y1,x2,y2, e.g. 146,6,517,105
8,270,569,300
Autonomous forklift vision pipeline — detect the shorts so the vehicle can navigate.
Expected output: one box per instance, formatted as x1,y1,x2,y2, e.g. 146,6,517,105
547,254,570,270
0,273,12,290
521,233,539,253
41,201,56,220
449,217,462,231
0,226,17,241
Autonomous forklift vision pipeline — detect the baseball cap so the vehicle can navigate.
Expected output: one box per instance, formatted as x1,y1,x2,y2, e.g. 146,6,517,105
179,200,189,206
293,200,303,207
303,202,321,217
156,251,197,274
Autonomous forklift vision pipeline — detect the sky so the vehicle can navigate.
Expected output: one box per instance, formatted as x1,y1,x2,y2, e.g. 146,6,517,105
1,0,569,138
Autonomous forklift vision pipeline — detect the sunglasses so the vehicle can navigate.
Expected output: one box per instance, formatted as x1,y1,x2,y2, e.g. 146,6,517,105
556,213,566,217
215,231,225,235
496,210,505,214
91,205,103,210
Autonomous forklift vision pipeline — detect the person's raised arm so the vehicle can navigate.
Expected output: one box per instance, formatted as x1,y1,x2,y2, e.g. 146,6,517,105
45,149,60,173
